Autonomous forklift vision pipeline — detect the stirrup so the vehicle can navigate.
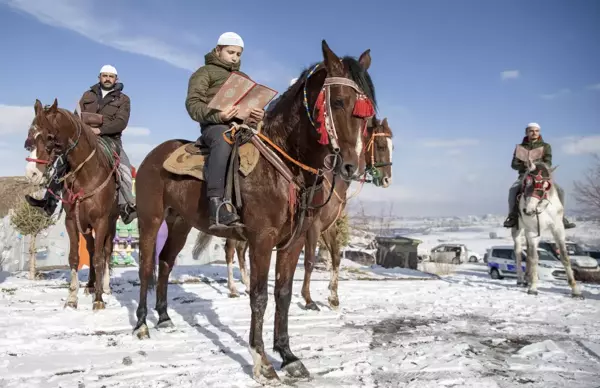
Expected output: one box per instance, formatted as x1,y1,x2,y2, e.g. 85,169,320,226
209,199,242,230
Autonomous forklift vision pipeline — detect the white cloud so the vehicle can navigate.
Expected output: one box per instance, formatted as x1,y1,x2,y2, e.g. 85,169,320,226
501,70,520,80
562,135,600,155
123,126,150,137
446,149,463,156
587,83,600,91
540,88,571,100
3,0,202,71
0,104,34,135
419,138,480,148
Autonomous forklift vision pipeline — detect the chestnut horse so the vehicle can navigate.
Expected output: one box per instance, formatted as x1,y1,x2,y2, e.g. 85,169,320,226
133,41,377,384
215,118,394,305
23,100,119,310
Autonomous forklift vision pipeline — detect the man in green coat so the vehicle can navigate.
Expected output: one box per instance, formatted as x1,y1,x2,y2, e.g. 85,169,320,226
503,122,576,229
185,32,264,230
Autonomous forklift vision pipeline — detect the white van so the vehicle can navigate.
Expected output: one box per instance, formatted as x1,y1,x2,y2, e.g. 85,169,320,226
486,245,567,281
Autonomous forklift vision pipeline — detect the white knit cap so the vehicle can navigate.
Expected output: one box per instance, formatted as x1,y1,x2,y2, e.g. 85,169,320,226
217,32,244,48
526,122,540,129
99,64,117,75
289,78,298,86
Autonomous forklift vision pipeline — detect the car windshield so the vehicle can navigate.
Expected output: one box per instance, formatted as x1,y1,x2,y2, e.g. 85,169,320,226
521,251,557,261
565,243,587,256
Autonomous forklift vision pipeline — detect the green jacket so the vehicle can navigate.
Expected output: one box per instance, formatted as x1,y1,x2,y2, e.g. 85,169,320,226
185,49,247,126
511,135,552,174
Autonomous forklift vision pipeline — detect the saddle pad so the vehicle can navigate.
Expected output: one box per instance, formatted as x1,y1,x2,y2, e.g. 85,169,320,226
163,142,260,181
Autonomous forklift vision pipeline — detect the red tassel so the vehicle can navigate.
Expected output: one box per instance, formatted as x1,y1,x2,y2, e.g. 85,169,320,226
315,89,329,145
353,95,375,118
362,120,369,137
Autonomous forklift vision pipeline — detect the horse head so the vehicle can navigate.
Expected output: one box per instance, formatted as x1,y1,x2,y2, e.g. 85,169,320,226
304,41,376,181
24,99,82,185
520,161,557,216
365,117,393,188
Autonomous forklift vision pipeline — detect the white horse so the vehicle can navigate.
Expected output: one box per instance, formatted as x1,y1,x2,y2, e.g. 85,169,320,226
511,161,583,298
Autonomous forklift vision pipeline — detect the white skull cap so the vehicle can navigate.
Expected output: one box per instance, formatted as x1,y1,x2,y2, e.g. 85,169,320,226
289,78,298,86
99,65,117,75
526,122,540,129
217,32,244,48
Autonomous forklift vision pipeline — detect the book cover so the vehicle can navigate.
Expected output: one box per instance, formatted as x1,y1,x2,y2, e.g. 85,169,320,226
207,72,278,120
514,145,544,163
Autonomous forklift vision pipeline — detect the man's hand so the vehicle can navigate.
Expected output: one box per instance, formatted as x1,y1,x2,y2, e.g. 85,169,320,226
91,127,102,135
249,108,265,122
219,106,239,122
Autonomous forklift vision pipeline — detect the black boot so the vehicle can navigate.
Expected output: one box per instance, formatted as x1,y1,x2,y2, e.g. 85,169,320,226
25,192,59,216
119,203,137,225
208,197,241,230
563,217,576,229
503,209,518,228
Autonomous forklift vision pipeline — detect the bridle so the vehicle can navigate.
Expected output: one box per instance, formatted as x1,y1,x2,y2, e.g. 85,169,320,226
302,63,375,179
519,168,553,236
363,127,392,186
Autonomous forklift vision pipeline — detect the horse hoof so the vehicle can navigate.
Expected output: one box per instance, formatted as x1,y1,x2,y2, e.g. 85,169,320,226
229,292,240,298
305,302,320,311
84,287,93,296
156,319,175,329
527,289,538,296
253,364,281,386
93,301,105,310
516,281,526,287
282,360,310,379
134,324,150,340
64,300,78,309
328,297,340,309
572,293,585,300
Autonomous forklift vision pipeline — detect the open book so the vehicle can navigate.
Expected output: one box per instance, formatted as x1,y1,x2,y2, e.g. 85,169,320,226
514,144,545,163
207,72,278,121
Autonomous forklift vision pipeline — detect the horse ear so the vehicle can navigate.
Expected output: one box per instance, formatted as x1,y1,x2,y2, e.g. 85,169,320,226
321,40,344,76
550,165,559,173
34,99,43,116
382,117,388,127
47,98,58,114
358,49,371,70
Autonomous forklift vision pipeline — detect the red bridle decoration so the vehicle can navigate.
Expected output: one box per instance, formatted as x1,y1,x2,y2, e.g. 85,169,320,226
25,157,51,164
315,90,329,145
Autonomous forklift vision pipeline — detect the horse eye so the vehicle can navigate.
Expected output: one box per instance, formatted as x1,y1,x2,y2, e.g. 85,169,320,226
332,99,344,109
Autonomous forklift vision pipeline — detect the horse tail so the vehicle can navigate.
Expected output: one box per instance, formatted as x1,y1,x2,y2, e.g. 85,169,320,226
192,232,213,260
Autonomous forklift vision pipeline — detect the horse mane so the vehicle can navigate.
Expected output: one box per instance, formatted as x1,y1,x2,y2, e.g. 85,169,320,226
52,107,112,171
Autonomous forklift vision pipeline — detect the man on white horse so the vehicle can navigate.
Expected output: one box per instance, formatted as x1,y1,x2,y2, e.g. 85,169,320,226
503,122,575,229
25,65,137,224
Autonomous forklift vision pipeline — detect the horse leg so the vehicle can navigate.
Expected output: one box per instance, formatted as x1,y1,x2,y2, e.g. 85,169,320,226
526,235,541,295
64,216,80,309
237,241,250,291
156,216,192,328
134,211,163,339
325,227,342,308
551,226,583,298
512,226,526,286
273,235,310,379
224,239,240,298
92,221,109,310
102,218,117,295
248,233,280,384
83,233,96,295
301,223,319,310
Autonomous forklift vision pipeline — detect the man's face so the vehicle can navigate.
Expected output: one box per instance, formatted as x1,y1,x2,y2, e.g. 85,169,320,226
216,45,243,65
527,127,540,141
98,72,117,89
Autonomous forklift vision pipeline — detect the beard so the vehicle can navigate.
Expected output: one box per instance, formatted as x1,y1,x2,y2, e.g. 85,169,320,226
100,81,115,91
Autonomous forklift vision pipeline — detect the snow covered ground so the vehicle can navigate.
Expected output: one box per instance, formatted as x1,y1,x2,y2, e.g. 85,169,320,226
1,258,600,387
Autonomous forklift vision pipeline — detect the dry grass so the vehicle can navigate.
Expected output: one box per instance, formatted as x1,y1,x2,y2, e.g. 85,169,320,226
0,176,41,218
575,270,600,284
420,261,457,276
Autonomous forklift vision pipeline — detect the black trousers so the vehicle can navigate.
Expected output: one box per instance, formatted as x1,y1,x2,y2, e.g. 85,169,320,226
200,124,232,198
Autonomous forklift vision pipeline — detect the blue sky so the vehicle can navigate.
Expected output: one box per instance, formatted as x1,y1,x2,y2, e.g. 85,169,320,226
0,0,598,216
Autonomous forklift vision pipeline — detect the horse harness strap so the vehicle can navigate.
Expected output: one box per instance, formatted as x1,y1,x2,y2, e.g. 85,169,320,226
58,149,96,183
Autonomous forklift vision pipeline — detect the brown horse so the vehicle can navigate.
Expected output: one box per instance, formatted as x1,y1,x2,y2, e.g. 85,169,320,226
216,118,394,303
23,100,119,310
133,41,377,384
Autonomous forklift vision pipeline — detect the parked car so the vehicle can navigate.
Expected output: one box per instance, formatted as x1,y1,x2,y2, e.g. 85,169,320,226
467,250,483,263
537,240,600,278
587,250,600,266
430,244,468,264
487,245,567,281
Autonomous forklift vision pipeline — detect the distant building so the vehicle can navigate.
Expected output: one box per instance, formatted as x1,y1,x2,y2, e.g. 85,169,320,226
374,235,422,269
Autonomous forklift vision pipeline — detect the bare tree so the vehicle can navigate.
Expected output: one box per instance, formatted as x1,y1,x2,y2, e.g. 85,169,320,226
10,200,56,280
573,154,600,218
